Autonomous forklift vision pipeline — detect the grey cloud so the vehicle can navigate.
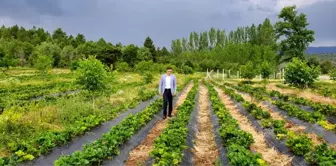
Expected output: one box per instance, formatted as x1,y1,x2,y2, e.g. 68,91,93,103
0,0,335,47
0,0,63,17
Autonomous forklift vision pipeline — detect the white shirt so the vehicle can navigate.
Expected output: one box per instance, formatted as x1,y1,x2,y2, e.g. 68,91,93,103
165,75,171,89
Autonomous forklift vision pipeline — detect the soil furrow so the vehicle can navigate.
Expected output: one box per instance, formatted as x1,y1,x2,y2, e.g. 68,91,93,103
216,88,292,166
124,83,194,166
192,84,219,166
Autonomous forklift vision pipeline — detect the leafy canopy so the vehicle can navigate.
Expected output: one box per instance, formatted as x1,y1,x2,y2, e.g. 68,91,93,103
275,5,315,62
240,61,257,80
284,57,320,88
76,56,108,91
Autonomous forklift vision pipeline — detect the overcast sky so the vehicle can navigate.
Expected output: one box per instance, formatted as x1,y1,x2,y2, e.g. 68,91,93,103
0,0,335,47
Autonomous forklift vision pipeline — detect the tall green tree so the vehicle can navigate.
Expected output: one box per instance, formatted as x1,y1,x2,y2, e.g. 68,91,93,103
144,36,157,62
199,32,209,50
32,42,62,67
259,18,276,48
122,44,139,67
182,38,188,51
275,5,315,62
161,47,170,56
193,32,199,50
188,32,194,51
248,24,258,45
209,27,217,48
137,47,152,61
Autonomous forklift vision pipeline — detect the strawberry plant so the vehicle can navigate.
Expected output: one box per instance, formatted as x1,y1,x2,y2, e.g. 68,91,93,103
150,81,198,166
207,84,267,166
305,143,336,165
286,132,313,156
54,99,163,165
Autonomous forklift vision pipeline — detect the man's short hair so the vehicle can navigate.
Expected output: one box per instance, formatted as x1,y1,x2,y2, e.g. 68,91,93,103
167,67,172,70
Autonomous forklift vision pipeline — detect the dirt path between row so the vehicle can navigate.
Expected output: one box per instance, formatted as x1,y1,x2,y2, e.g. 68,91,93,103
124,83,194,166
238,91,325,146
192,84,219,166
266,83,336,106
216,88,292,166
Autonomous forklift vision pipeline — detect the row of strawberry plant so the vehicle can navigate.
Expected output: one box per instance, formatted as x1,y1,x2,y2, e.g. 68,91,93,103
53,99,164,165
228,83,336,132
218,84,336,165
207,84,267,166
269,90,336,116
150,81,198,166
0,86,160,166
51,79,192,166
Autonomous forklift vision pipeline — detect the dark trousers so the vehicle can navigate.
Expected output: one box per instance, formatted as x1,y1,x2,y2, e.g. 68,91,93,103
163,89,173,116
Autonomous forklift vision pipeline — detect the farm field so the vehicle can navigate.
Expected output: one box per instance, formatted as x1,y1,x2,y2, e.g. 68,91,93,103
1,2,336,165
1,66,336,166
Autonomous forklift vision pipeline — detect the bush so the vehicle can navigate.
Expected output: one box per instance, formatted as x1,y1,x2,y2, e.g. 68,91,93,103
76,56,108,92
259,61,273,79
134,61,155,73
34,55,53,79
181,65,193,74
284,57,320,88
330,68,336,81
70,60,80,71
115,62,130,72
240,61,257,80
143,72,154,84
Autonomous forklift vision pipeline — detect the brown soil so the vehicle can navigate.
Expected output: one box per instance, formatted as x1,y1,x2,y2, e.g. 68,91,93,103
216,88,292,166
266,83,336,106
124,83,194,166
192,84,219,166
237,90,325,146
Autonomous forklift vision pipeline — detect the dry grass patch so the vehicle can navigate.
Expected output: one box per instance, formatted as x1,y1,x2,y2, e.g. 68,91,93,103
124,83,194,166
217,88,292,166
192,84,219,166
267,83,336,106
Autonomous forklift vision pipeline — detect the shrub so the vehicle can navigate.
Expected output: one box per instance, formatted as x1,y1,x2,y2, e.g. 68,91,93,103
260,61,273,79
284,57,320,88
76,56,108,92
143,72,154,84
135,61,155,73
330,68,336,81
181,65,193,74
240,61,257,80
70,60,80,71
34,55,53,79
115,62,130,72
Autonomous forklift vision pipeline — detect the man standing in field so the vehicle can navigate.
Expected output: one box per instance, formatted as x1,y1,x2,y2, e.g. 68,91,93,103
159,67,177,119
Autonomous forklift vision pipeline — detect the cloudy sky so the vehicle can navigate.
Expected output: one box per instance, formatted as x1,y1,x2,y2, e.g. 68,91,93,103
0,0,335,47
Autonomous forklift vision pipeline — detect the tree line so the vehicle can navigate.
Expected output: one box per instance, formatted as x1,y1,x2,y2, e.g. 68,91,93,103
1,5,335,79
0,25,174,72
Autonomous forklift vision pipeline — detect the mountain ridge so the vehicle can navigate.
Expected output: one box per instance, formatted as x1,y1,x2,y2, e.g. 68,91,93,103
306,46,336,54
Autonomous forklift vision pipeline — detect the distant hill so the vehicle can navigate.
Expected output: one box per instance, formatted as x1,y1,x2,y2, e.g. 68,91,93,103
305,46,336,54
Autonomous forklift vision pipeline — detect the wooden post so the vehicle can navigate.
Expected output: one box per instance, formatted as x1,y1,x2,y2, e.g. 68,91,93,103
217,69,219,78
222,69,225,80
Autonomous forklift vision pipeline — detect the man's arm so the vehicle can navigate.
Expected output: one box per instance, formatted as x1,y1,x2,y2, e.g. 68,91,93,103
173,75,177,95
158,75,163,95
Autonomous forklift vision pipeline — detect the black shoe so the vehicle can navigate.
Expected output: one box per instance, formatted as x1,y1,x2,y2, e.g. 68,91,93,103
168,115,172,117
163,115,167,119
